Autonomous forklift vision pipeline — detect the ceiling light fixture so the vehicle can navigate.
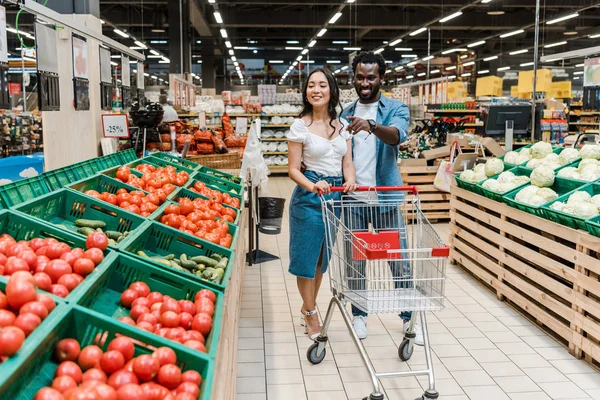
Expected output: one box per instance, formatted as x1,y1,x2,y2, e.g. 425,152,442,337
544,41,567,48
317,29,327,37
296,56,303,61
446,66,457,70
225,41,232,48
151,29,166,33
467,41,486,48
374,48,385,54
422,55,434,61
576,63,584,67
487,11,505,15
448,75,457,79
395,48,413,51
546,13,579,25
110,61,118,66
563,31,578,36
430,69,440,74
460,54,469,59
410,27,427,36
341,66,349,70
406,75,414,79
332,40,348,44
463,61,475,66
498,66,510,71
589,34,600,39
389,38,402,47
228,49,234,55
461,72,471,77
329,12,343,24
481,0,492,3
407,61,418,66
385,69,391,74
234,46,249,50
478,70,489,74
520,61,534,67
442,48,467,54
574,71,584,75
285,47,302,50
231,56,237,61
484,55,498,61
544,58,562,63
214,12,223,24
100,19,105,24
302,49,309,54
327,60,341,64
402,54,418,58
439,11,463,23
344,47,361,51
417,72,426,76
148,55,162,59
208,0,215,3
385,60,393,64
500,29,525,38
309,40,317,47
287,40,299,44
395,66,404,71
509,49,528,55
220,29,228,38
150,40,167,44
113,29,129,38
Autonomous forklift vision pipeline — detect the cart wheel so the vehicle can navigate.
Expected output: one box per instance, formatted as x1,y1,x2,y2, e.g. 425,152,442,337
362,394,385,400
398,338,414,361
307,343,326,364
417,390,439,400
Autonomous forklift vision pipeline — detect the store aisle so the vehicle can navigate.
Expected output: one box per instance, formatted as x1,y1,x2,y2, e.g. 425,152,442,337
236,177,600,400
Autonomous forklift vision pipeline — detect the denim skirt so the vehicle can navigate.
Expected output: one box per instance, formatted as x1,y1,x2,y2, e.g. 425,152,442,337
288,170,343,279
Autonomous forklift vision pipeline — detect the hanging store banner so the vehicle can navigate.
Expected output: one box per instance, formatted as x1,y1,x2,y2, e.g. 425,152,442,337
0,6,7,64
121,55,130,87
99,47,111,84
72,35,89,80
137,61,144,89
584,57,600,87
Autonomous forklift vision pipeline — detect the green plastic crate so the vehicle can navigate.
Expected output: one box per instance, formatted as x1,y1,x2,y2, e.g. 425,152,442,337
541,183,600,231
42,166,82,192
454,174,487,195
477,167,533,203
70,173,147,196
587,214,600,238
97,153,123,171
0,209,118,302
149,152,201,170
0,280,68,392
151,198,239,251
128,156,196,176
189,171,243,195
198,165,241,183
71,159,102,180
117,148,138,164
0,306,214,400
120,221,235,292
175,187,241,224
554,159,600,185
14,188,146,249
74,253,223,358
0,176,50,208
503,176,585,217
498,144,533,169
186,177,244,210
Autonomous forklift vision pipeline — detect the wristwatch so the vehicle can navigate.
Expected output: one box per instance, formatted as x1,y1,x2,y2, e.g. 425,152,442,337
367,119,377,134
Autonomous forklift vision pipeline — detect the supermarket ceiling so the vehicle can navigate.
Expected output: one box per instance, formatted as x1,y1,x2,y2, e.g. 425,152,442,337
95,0,600,69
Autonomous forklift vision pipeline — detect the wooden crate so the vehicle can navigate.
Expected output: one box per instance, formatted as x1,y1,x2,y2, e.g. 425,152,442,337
449,185,600,369
400,163,450,222
186,152,241,170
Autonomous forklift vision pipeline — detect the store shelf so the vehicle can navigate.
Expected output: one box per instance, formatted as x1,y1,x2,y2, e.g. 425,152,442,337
575,112,600,116
264,151,288,155
464,123,484,127
263,124,292,128
570,122,600,126
228,113,298,117
261,138,288,141
268,165,289,172
427,109,480,113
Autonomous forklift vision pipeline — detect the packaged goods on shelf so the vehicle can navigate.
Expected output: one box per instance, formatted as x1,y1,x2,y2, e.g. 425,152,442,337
262,104,302,114
258,84,277,105
276,92,302,105
476,76,503,98
1,112,44,157
518,68,553,93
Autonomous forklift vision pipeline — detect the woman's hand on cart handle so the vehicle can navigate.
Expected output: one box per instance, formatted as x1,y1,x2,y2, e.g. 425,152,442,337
342,181,359,193
313,180,332,194
329,186,419,194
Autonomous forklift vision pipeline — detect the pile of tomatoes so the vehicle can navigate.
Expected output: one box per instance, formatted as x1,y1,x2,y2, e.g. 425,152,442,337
0,233,106,298
159,199,234,248
118,282,216,353
114,165,190,193
84,187,166,217
187,181,241,210
35,336,203,400
0,272,57,358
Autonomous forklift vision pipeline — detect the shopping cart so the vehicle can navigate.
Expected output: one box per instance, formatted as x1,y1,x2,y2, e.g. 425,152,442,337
307,186,449,400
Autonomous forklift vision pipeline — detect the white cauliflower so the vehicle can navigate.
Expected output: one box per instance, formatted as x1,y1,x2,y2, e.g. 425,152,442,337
526,159,543,169
568,191,592,205
474,164,486,174
482,179,500,192
573,202,599,218
580,166,600,182
516,153,532,165
497,171,516,183
520,148,532,158
497,182,518,193
459,170,476,182
530,166,555,188
562,204,576,215
503,151,520,165
512,176,531,185
474,172,488,182
531,142,553,159
542,162,562,171
580,144,600,160
537,188,559,203
484,158,504,177
578,158,600,169
559,148,580,165
527,195,547,206
544,153,560,164
550,201,565,211
592,195,600,211
557,167,580,180
515,186,539,204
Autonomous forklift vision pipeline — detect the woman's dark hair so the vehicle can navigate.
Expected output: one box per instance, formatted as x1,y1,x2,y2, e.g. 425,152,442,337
351,51,386,78
299,67,342,138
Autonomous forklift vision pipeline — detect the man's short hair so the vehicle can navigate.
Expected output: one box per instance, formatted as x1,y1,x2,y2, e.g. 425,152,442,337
159,94,168,104
352,51,386,78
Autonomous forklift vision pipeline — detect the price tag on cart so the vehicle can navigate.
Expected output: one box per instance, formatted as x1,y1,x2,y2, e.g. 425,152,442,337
236,117,248,135
102,114,129,138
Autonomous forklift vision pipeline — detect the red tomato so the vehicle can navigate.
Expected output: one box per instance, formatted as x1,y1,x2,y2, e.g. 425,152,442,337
14,312,41,336
100,350,125,374
151,347,177,366
78,345,104,371
6,273,37,309
183,340,206,353
107,369,139,390
33,272,53,291
191,313,213,336
82,368,107,383
116,193,131,205
176,300,194,315
19,251,38,270
178,199,194,216
94,383,117,400
57,274,81,291
0,291,5,309
46,243,71,260
108,337,135,361
0,325,25,356
157,364,182,390
174,393,196,400
55,361,83,383
37,294,56,312
84,190,101,198
165,214,181,229
118,316,136,326
176,381,200,398
150,302,162,312
181,370,202,386
73,258,95,277
137,313,157,326
84,248,104,266
120,289,139,309
155,190,167,203
160,311,181,328
145,194,160,206
130,305,150,321
195,289,216,304
195,297,215,317
55,338,80,362
128,282,150,298
129,196,143,207
105,193,118,206
0,309,16,327
116,384,144,400
35,255,50,273
132,354,160,381
86,232,109,251
126,205,142,215
140,382,168,400
4,256,30,275
136,321,154,333
160,299,181,314
59,252,79,267
34,387,65,400
49,284,69,298
52,375,78,393
164,205,180,215
146,292,163,305
178,313,193,330
45,260,73,284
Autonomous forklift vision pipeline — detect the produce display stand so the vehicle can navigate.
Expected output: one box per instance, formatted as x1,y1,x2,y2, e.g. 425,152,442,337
399,161,451,222
449,185,600,367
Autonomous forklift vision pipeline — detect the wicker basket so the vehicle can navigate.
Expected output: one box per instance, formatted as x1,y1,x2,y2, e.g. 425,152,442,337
186,152,241,170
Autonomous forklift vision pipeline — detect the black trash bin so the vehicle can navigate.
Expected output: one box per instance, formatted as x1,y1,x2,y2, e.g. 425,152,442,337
258,197,286,235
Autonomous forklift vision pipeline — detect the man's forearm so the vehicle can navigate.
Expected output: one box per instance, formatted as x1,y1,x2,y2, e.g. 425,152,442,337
373,125,400,146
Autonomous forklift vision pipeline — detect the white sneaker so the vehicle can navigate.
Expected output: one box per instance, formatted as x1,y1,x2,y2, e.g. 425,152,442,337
352,316,368,340
403,321,424,346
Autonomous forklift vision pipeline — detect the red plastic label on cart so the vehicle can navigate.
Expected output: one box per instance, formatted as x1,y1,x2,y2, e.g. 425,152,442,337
352,230,402,261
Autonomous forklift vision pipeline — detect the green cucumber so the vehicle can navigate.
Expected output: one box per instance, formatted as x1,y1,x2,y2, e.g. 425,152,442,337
180,254,197,270
105,231,122,240
151,257,172,267
75,219,106,229
77,227,96,236
191,256,218,268
216,257,228,269
108,238,117,247
137,250,150,258
209,254,222,262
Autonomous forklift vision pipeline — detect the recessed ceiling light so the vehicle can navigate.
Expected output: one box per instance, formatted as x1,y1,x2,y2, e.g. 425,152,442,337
410,27,427,36
220,29,228,38
151,29,166,33
344,47,361,51
439,11,463,23
422,55,434,61
430,69,440,74
520,61,534,67
406,75,414,79
500,29,524,38
332,40,348,44
546,13,579,25
270,60,284,64
417,72,426,76
287,40,299,44
487,11,505,15
563,31,578,36
329,12,343,24
461,72,471,77
402,54,418,58
484,55,498,61
463,61,475,66
213,12,223,24
374,48,384,54
389,38,402,47
285,47,302,50
478,70,489,74
394,48,413,51
317,29,327,37
544,41,567,48
509,49,528,55
150,40,167,44
498,66,510,71
446,66,457,70
234,46,248,50
327,60,341,64
467,41,486,48
308,40,317,47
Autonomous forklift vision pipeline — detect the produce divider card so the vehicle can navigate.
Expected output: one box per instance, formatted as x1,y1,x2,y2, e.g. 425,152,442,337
102,114,130,138
236,117,248,135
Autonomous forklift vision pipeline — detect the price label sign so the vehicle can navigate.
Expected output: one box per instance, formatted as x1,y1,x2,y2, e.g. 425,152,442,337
198,112,206,128
236,117,248,135
102,114,129,138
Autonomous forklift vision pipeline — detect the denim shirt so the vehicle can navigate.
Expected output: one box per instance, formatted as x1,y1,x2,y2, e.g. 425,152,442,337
341,95,410,189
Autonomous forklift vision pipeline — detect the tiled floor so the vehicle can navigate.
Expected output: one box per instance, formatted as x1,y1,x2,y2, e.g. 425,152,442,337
236,177,600,400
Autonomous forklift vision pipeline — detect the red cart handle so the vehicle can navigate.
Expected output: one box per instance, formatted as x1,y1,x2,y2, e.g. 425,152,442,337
325,186,419,195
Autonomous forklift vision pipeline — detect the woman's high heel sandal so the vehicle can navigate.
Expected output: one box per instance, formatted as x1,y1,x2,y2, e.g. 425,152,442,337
302,309,320,340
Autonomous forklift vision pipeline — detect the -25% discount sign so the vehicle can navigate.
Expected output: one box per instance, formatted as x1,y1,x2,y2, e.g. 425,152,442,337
102,114,130,138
